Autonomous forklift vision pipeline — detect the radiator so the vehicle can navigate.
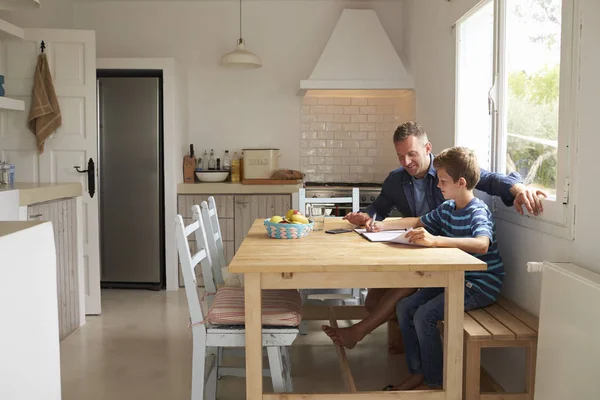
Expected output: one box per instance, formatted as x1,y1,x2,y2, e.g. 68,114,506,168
533,262,600,400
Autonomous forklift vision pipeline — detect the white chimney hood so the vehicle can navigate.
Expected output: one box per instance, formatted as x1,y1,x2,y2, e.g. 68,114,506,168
299,9,413,95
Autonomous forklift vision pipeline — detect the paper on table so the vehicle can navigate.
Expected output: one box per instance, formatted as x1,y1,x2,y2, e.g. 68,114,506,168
354,227,417,245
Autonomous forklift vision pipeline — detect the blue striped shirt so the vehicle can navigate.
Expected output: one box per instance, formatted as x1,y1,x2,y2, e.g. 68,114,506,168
420,198,504,301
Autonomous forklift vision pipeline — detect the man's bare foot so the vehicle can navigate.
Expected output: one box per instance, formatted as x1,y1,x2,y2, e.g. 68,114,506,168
383,374,424,391
413,384,442,390
321,325,362,349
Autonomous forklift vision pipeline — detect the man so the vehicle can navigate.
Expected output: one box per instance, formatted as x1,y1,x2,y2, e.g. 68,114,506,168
334,121,546,353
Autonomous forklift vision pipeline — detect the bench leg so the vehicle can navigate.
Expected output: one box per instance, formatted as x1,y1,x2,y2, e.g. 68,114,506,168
465,340,482,400
525,339,537,399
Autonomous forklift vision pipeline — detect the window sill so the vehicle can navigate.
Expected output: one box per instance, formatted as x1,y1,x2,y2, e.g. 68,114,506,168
493,198,575,240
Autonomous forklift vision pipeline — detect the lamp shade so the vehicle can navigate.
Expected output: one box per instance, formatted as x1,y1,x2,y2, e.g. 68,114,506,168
220,39,262,69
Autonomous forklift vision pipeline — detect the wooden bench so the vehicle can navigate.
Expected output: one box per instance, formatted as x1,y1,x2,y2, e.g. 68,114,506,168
463,296,539,400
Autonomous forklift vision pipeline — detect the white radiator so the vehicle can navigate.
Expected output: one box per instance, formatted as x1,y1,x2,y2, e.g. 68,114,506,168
534,262,600,400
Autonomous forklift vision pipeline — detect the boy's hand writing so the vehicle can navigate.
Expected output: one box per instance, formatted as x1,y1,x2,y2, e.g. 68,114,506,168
366,220,384,232
405,227,437,247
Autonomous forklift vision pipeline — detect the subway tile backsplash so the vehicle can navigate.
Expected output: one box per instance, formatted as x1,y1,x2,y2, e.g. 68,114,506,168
300,91,416,183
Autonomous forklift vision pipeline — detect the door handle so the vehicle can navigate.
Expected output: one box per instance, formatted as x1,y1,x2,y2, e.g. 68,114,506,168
74,158,96,198
29,213,43,219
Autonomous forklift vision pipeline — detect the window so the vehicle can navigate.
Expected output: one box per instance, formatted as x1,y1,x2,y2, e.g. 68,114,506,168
455,0,580,238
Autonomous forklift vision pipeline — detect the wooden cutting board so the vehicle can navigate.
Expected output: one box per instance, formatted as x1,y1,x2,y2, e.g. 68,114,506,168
241,179,303,185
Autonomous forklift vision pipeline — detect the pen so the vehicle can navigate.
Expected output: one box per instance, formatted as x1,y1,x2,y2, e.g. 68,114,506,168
371,212,377,231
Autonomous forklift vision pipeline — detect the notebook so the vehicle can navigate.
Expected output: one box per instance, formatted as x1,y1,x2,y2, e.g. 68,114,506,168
354,227,417,245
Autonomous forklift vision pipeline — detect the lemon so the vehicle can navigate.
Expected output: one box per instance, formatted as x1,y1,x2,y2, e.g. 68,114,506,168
270,215,283,223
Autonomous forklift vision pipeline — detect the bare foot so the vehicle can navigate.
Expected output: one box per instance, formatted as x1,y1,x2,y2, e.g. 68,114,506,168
321,325,362,349
383,374,424,391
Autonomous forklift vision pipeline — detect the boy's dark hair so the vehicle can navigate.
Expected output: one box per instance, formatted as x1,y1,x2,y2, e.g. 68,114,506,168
433,147,480,190
393,121,428,143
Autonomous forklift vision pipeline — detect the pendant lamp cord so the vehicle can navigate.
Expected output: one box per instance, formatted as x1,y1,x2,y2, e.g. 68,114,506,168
239,0,243,42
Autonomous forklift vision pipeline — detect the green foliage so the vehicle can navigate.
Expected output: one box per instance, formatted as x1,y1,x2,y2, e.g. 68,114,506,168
507,66,559,190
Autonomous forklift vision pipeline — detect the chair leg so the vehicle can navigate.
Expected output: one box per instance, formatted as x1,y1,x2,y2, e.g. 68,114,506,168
191,334,207,400
525,339,538,399
281,346,294,393
266,346,286,393
217,347,224,380
205,351,218,400
465,340,481,400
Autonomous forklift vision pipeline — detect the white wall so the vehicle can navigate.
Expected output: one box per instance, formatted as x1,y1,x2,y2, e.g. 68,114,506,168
63,0,404,171
404,0,599,391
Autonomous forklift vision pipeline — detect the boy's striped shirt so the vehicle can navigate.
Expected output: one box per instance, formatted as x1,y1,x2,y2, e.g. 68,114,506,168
420,198,504,301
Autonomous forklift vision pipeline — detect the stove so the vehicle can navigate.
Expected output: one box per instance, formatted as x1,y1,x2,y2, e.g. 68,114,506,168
304,182,382,207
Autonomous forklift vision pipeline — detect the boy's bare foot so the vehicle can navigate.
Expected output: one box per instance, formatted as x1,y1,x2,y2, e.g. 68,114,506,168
383,374,425,391
321,325,362,349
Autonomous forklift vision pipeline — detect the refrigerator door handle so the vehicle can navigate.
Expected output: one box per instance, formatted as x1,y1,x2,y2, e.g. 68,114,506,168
73,158,96,198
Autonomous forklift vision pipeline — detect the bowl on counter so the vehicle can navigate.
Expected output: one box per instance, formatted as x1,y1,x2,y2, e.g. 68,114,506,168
195,170,229,182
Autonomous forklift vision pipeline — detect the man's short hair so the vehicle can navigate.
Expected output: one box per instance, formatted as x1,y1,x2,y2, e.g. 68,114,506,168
433,147,480,190
393,121,428,143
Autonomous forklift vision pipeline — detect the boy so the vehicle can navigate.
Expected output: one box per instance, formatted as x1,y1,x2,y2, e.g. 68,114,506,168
378,147,504,391
322,147,504,357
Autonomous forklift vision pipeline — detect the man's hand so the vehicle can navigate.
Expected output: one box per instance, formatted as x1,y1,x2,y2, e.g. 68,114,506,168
405,227,437,247
510,183,548,216
343,212,370,226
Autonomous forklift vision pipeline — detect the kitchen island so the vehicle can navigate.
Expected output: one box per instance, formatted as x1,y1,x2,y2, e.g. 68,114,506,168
0,221,61,400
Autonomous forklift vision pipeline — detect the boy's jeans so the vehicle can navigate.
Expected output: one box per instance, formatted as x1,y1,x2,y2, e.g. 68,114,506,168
396,286,495,387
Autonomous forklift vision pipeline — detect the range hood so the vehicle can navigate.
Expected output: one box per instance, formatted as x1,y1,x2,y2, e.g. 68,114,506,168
299,9,413,95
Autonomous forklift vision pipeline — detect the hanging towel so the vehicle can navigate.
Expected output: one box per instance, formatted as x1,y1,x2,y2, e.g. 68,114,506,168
27,53,62,154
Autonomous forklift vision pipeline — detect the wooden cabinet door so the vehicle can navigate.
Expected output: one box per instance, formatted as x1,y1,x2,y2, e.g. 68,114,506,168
234,195,291,252
28,199,79,340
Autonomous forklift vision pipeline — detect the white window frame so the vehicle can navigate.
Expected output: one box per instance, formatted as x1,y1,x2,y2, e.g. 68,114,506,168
455,0,581,240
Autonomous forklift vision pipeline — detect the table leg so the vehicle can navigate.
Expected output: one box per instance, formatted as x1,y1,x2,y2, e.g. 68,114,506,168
444,271,465,400
245,273,262,399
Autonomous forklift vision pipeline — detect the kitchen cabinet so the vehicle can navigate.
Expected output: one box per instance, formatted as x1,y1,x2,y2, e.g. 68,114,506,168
177,193,291,287
28,198,79,340
234,195,291,252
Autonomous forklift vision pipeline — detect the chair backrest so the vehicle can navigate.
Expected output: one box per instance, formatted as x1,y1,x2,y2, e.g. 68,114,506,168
173,206,216,328
298,187,360,215
200,197,226,285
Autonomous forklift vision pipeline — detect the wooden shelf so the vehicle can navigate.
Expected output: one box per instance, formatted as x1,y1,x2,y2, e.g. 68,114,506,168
0,17,24,40
0,97,25,111
0,0,39,13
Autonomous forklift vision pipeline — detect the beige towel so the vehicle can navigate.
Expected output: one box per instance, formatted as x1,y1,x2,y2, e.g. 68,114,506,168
27,53,61,154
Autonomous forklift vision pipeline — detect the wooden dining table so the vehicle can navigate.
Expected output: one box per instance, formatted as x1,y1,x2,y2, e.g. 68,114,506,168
228,217,487,400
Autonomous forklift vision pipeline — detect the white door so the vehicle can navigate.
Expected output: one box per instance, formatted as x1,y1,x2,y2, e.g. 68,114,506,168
0,29,101,315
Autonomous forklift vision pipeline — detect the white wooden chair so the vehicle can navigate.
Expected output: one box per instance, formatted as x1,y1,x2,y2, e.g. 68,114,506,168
174,206,297,399
200,197,227,286
297,187,363,307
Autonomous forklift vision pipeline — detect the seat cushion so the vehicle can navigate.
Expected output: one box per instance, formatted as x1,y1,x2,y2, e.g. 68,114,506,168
207,287,302,327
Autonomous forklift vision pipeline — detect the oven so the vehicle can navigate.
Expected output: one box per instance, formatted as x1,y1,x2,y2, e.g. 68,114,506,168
303,182,383,217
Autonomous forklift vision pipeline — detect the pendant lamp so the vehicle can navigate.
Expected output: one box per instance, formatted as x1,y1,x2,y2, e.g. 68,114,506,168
220,0,262,68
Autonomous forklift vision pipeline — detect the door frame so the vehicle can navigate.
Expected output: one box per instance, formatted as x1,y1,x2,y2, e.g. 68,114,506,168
96,58,179,291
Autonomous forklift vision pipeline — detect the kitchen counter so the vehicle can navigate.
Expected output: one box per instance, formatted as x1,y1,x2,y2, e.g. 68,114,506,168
0,182,82,206
177,182,303,195
0,220,45,237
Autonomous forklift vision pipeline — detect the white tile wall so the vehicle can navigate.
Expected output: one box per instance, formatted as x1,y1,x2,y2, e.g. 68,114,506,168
300,91,416,182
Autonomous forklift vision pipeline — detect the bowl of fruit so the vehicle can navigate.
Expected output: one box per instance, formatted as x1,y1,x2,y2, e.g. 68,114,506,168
264,209,314,239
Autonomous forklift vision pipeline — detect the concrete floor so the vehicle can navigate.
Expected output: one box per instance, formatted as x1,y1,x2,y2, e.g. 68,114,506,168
59,289,409,399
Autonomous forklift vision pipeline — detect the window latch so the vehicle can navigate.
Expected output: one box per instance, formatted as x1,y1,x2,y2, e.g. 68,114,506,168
562,178,570,205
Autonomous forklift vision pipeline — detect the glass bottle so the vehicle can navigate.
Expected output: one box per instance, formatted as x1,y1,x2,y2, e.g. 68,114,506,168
208,149,216,170
202,150,208,170
230,152,240,182
223,150,231,171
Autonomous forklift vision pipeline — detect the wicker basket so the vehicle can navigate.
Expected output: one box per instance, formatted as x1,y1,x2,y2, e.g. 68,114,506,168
264,218,313,239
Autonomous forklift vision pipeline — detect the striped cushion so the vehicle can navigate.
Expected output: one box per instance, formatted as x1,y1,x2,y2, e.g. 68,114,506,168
207,287,302,327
